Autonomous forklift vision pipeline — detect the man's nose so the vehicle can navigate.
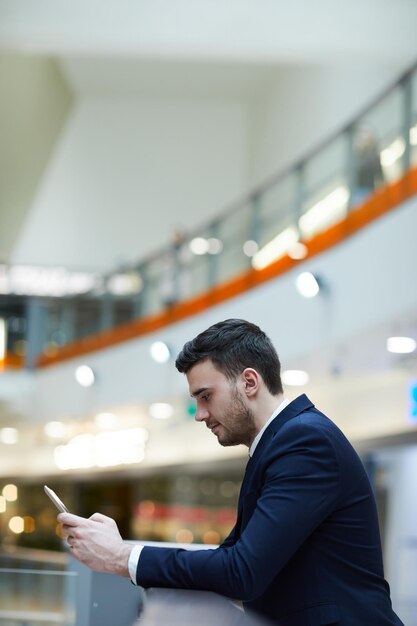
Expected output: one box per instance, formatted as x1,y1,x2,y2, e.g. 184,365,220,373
195,406,209,422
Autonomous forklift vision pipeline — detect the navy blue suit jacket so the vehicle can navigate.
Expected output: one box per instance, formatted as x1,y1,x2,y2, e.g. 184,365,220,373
136,395,403,625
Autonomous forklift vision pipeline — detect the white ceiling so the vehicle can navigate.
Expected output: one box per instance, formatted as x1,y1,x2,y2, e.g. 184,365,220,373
1,0,416,106
2,0,415,115
1,0,417,64
60,57,277,99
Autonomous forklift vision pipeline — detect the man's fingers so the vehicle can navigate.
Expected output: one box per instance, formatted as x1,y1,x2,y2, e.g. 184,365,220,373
58,512,113,526
89,512,114,524
57,512,87,526
58,513,90,538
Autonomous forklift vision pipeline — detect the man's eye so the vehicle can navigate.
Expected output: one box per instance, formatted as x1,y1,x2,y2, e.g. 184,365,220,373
202,395,210,402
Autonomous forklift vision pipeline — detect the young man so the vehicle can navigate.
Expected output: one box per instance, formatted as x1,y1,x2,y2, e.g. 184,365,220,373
59,319,403,625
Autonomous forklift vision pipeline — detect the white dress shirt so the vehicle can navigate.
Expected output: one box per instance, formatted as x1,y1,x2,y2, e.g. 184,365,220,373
128,397,290,584
249,398,290,457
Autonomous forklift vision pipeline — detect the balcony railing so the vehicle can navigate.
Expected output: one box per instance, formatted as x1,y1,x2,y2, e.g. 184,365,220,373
0,62,416,367
0,567,77,626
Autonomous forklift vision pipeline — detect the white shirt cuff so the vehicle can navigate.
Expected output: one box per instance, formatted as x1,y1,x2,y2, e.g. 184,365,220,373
128,544,144,585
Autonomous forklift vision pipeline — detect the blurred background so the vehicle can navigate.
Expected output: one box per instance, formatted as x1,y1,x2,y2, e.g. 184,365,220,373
0,1,417,624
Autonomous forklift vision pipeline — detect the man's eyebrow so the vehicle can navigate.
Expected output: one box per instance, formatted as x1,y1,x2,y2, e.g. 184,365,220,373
190,387,210,399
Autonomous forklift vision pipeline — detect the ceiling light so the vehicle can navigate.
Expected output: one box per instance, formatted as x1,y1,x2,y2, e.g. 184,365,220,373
252,227,299,270
2,484,18,502
189,237,209,255
386,336,416,354
149,403,173,419
9,516,24,534
282,370,310,386
207,238,223,255
288,242,308,260
95,412,118,429
0,496,6,513
67,272,99,295
54,428,148,470
75,365,95,387
410,125,417,146
295,272,321,298
0,428,19,444
243,240,259,257
0,265,97,297
107,272,143,296
44,421,67,439
299,186,349,239
380,138,405,168
150,341,171,363
54,434,95,470
94,428,148,467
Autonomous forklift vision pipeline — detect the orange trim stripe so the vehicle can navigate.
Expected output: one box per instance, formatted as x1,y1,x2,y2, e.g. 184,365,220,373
0,353,25,371
37,166,417,369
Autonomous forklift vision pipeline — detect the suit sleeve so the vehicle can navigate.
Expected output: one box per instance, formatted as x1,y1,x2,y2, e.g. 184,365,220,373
136,422,340,602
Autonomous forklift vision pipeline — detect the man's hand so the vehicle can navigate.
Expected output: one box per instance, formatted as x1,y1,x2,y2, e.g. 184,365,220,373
58,512,132,577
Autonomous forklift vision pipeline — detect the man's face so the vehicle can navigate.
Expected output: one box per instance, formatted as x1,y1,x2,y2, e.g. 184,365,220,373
186,359,257,447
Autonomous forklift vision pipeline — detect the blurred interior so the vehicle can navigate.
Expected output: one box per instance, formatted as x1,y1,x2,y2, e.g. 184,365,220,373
1,2,417,624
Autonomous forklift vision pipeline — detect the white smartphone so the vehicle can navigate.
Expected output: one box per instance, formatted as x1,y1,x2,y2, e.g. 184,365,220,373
44,485,69,513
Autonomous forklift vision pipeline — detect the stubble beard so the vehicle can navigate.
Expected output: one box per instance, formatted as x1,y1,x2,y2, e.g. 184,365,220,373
217,386,258,448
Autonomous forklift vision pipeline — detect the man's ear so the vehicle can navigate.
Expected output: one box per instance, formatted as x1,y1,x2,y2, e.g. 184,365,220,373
241,368,259,397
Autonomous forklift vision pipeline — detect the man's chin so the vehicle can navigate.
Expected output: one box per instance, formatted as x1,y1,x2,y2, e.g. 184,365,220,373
217,436,239,448
212,427,240,447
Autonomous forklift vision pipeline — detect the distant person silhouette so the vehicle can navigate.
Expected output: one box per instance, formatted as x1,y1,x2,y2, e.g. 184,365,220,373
352,125,384,205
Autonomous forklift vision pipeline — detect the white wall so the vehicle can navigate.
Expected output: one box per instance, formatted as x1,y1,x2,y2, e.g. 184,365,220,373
10,61,411,273
11,96,248,270
0,55,73,261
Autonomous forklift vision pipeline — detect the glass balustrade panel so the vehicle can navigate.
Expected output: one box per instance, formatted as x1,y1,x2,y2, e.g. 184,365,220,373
186,255,210,299
141,252,175,315
74,300,102,339
0,568,77,626
252,173,298,270
411,68,417,167
355,85,404,191
215,203,253,283
257,172,297,240
300,134,349,240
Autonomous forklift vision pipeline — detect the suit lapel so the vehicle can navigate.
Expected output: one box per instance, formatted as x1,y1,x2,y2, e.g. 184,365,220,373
234,394,315,536
249,394,314,465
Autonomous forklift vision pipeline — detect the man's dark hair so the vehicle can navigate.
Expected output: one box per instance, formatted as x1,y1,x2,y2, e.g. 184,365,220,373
175,319,283,395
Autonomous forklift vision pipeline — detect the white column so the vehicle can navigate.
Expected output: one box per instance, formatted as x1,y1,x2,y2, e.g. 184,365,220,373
384,446,417,625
